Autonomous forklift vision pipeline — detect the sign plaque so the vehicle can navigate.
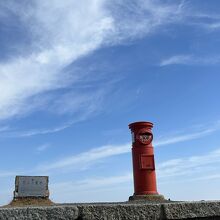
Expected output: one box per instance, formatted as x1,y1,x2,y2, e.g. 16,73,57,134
14,176,49,198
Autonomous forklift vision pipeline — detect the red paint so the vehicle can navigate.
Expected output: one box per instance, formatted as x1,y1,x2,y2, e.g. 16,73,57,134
129,121,158,195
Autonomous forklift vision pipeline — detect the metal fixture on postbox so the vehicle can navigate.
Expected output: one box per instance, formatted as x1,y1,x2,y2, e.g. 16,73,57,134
129,121,165,201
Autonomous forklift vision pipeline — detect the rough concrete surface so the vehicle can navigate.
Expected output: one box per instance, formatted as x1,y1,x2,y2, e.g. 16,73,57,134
163,201,220,219
0,201,220,219
0,205,78,220
77,203,162,220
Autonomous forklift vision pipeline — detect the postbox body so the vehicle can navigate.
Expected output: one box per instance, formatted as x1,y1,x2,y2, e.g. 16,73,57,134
129,121,158,195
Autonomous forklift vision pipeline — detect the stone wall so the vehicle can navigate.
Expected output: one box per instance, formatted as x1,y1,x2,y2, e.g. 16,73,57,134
0,201,220,219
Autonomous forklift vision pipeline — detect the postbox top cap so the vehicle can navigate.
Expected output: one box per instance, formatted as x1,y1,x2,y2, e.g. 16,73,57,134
128,121,153,129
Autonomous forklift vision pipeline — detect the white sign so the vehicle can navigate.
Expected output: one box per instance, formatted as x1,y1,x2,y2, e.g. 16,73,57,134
14,176,49,198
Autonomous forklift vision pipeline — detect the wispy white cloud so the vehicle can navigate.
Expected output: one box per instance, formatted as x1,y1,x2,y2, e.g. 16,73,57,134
36,143,130,172
157,148,220,179
0,90,105,137
50,173,133,203
5,124,73,138
36,144,50,153
77,173,132,188
0,0,113,121
203,22,220,30
1,0,220,122
190,173,220,182
160,54,220,66
0,126,10,132
1,120,80,138
9,118,217,178
188,12,220,30
51,173,132,193
36,122,220,172
0,0,185,121
160,55,192,66
107,0,184,41
154,127,217,146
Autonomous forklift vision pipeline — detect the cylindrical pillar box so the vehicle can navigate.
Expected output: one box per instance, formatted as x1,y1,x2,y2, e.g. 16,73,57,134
129,121,164,201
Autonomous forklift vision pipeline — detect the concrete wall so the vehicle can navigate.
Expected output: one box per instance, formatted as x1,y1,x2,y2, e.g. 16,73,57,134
1,201,220,219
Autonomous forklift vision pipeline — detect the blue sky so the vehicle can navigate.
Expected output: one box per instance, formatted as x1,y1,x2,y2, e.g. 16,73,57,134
1,0,220,205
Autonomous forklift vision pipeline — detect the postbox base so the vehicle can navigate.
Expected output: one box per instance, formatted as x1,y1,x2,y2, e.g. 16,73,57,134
129,194,165,202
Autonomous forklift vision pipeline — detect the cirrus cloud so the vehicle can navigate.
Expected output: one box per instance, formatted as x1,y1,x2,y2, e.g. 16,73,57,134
0,0,184,121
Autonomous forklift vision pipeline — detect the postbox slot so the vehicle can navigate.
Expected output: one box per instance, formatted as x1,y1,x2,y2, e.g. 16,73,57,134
139,155,155,170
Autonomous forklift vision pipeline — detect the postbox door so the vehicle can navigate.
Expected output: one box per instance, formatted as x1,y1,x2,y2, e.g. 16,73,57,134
139,154,155,170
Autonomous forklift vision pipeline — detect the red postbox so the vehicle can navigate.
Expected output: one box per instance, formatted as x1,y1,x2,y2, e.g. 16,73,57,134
129,121,164,201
